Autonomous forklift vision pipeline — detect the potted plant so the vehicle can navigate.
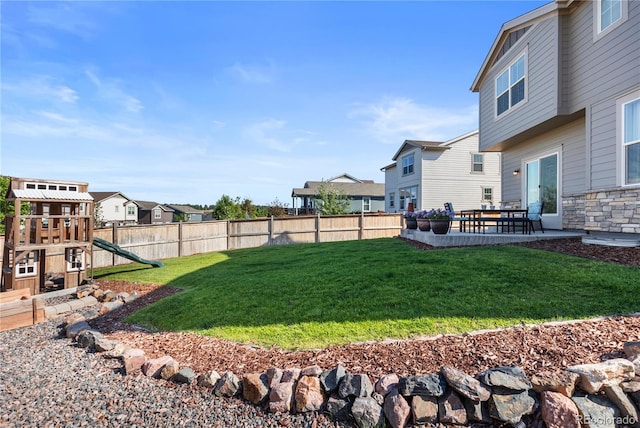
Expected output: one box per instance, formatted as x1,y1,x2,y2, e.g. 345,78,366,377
416,210,431,231
426,208,454,234
403,211,418,229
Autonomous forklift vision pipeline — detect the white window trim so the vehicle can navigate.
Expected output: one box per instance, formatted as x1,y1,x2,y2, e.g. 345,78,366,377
66,249,85,272
16,252,38,278
363,197,371,212
482,187,494,203
388,192,395,209
402,153,415,176
472,153,484,173
154,208,162,219
594,0,627,40
617,88,640,187
399,185,418,211
494,47,528,119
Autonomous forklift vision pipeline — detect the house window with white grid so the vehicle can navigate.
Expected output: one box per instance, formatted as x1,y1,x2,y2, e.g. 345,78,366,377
66,249,85,272
402,154,414,176
389,192,395,209
482,187,494,203
16,252,37,277
622,94,640,185
472,154,484,173
154,208,162,219
496,53,526,116
399,185,418,210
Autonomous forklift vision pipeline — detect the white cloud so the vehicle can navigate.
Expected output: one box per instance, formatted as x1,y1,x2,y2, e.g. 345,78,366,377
84,67,143,113
228,62,275,84
26,2,101,39
349,97,478,143
1,76,78,104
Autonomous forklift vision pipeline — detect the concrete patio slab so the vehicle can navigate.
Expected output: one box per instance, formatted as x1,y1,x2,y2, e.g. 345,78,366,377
401,228,584,247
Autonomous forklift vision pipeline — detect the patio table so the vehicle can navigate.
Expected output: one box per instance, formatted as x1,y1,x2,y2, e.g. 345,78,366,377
460,208,529,234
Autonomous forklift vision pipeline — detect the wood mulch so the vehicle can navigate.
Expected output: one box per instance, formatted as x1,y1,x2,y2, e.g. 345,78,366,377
90,237,640,379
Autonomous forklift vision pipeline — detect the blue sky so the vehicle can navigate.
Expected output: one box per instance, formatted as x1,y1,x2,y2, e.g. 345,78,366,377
1,0,548,206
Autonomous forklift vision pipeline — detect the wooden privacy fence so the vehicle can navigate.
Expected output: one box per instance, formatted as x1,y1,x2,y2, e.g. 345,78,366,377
75,213,402,269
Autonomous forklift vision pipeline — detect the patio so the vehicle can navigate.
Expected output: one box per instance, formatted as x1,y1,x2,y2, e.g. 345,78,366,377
401,226,585,248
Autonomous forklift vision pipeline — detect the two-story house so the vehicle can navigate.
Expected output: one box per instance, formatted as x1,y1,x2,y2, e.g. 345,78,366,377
90,192,139,227
291,173,385,214
471,0,639,233
136,201,175,224
381,130,502,213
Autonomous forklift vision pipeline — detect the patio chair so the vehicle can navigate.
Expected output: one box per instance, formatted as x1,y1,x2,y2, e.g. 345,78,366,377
527,201,544,233
444,202,470,232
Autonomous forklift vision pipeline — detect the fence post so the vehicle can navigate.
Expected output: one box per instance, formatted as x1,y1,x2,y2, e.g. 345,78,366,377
269,216,274,245
359,212,364,240
178,222,183,258
111,223,117,266
227,220,231,250
315,214,320,243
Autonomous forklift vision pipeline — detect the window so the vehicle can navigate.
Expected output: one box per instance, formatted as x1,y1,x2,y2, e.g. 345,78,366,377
389,192,395,209
496,53,526,116
48,185,57,190
399,185,418,210
16,252,37,277
127,206,135,216
472,154,484,173
66,249,84,272
623,95,640,185
26,183,36,189
114,205,119,213
58,186,67,191
402,154,414,176
482,187,494,203
154,208,162,219
598,0,621,33
363,197,371,212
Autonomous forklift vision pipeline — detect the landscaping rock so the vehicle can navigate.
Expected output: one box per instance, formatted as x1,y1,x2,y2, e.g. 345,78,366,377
121,348,147,375
488,390,537,425
462,398,492,423
242,373,269,404
441,366,491,401
351,396,384,428
214,371,241,397
439,389,468,425
142,356,175,379
171,367,195,384
98,301,123,315
477,366,532,392
338,373,374,399
624,342,640,360
571,393,620,428
383,389,410,428
325,395,351,421
196,370,221,388
160,360,179,380
268,381,295,413
567,358,636,394
266,367,283,388
294,375,324,413
375,373,399,396
76,330,104,349
604,385,639,424
63,312,85,327
301,365,323,377
539,391,581,428
531,370,580,397
319,365,346,394
399,373,445,398
94,337,118,353
411,395,438,425
65,320,91,339
281,367,301,383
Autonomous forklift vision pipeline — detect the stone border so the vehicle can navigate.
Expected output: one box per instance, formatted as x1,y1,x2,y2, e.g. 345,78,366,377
58,289,640,427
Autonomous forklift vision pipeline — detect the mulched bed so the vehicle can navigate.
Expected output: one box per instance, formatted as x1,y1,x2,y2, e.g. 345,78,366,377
89,237,640,380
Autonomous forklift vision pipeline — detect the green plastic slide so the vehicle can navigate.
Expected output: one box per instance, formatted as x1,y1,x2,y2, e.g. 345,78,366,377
93,237,164,268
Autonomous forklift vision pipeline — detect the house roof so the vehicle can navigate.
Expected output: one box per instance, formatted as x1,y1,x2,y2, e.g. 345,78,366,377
90,191,139,206
471,0,568,92
391,140,450,161
10,189,94,202
380,162,397,172
136,200,175,212
292,181,384,198
167,204,204,214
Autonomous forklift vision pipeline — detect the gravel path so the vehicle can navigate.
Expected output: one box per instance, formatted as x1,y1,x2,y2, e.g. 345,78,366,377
0,308,340,428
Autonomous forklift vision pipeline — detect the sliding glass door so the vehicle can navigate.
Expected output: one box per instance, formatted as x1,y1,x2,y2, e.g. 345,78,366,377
525,152,560,228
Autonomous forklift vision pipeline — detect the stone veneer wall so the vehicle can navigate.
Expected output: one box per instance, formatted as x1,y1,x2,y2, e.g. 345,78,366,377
562,193,586,230
584,186,640,234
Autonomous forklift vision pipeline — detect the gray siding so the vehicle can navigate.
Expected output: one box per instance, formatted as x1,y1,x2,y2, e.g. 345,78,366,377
565,1,640,112
479,16,561,151
502,118,585,203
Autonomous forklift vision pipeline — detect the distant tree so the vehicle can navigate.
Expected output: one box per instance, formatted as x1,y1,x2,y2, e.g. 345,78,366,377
240,198,255,219
0,176,9,234
267,198,289,217
93,202,105,228
173,212,188,222
212,195,243,220
315,182,350,215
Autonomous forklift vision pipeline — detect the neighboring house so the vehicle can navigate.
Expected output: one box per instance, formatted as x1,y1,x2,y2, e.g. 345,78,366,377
381,130,502,213
90,192,139,226
291,173,385,214
136,201,175,224
471,0,639,233
167,204,205,222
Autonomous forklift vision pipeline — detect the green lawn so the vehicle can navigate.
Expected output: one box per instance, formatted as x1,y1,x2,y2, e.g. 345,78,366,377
93,238,640,350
